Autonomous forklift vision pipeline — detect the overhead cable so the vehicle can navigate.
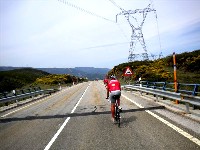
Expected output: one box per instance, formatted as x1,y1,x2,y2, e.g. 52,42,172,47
149,0,162,56
108,0,124,11
58,0,115,23
108,0,130,41
81,42,129,50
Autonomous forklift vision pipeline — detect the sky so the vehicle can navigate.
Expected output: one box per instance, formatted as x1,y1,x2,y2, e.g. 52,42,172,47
0,0,200,69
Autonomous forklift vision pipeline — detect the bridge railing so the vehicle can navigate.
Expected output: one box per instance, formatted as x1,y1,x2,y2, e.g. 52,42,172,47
0,88,59,105
122,81,200,113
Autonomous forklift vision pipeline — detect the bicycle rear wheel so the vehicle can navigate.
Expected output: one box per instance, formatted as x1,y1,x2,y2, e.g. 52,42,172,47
115,106,120,127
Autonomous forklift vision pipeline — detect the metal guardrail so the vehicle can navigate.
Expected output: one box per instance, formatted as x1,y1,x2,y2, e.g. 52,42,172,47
139,81,200,96
0,87,42,99
0,89,58,104
123,84,200,113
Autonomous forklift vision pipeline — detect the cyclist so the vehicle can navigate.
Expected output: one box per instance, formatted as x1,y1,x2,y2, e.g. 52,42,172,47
108,75,122,123
103,75,109,99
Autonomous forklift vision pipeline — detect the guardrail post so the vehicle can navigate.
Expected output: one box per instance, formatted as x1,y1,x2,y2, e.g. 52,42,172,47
177,82,180,93
3,92,7,98
28,88,32,98
185,103,190,114
192,84,198,109
21,90,25,94
145,82,149,95
139,81,142,87
162,82,166,100
162,82,166,91
192,84,198,96
153,82,156,89
146,81,149,88
153,82,156,97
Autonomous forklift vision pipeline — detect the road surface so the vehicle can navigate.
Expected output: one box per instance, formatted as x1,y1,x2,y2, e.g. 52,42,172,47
0,81,200,150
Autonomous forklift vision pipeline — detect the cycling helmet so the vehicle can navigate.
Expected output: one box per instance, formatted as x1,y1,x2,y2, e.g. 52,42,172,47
110,75,116,79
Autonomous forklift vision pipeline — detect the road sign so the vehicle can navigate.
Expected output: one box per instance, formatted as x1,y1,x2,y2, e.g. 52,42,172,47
123,67,133,76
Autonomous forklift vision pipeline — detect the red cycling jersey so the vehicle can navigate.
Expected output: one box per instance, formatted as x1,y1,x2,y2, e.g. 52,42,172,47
108,79,121,92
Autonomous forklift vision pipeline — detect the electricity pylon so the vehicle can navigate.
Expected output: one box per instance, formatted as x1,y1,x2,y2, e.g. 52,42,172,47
116,4,156,62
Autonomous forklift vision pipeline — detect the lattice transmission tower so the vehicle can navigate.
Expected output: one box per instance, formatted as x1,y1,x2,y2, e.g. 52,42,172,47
116,4,156,62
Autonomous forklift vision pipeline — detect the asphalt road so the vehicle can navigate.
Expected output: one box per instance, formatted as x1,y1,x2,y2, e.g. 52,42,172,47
0,81,199,150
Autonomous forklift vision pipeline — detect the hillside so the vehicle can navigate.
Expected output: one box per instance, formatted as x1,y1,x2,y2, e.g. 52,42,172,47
0,68,50,92
0,68,88,93
164,50,200,72
38,67,110,80
0,67,110,80
108,50,200,84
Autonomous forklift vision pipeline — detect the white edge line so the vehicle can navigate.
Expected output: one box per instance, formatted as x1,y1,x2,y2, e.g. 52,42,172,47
44,83,91,150
1,98,47,118
1,84,79,118
122,94,200,146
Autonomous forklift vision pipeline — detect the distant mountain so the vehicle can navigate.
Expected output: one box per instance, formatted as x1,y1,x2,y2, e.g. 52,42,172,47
0,66,22,71
0,67,110,80
38,67,110,80
74,67,109,74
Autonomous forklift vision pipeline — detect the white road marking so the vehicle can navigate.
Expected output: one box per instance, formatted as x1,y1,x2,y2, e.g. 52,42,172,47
1,98,48,118
0,84,81,118
44,83,91,150
122,94,200,146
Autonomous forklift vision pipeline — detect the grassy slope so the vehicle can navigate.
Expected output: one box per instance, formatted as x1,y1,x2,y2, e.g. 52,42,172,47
0,68,50,92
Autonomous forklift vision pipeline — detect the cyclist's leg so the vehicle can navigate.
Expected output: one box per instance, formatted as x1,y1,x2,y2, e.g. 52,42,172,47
111,103,115,119
109,92,116,121
106,87,109,99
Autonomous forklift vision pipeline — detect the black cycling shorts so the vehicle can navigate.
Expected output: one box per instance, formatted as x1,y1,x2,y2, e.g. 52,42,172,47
109,90,121,103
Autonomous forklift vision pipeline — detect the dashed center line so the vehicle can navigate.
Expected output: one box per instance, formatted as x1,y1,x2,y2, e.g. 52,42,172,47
44,83,91,150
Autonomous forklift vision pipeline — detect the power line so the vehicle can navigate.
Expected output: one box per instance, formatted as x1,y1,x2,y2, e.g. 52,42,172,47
150,0,163,55
108,0,124,11
148,0,163,58
58,0,115,23
107,0,130,42
116,23,130,41
81,42,129,50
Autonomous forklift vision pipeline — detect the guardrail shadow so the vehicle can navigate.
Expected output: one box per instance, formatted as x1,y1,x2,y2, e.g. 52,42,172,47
0,106,165,123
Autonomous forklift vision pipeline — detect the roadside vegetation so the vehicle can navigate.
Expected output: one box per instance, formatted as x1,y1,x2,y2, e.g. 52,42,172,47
0,68,88,93
108,49,200,84
34,74,86,86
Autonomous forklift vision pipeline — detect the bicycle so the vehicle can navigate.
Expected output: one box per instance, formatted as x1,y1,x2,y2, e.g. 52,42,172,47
113,95,122,127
